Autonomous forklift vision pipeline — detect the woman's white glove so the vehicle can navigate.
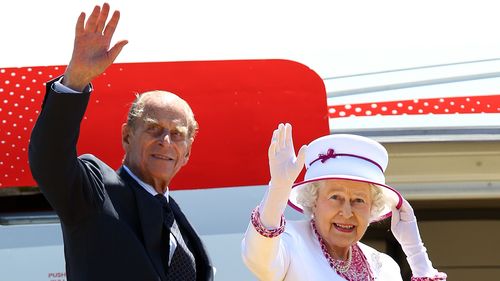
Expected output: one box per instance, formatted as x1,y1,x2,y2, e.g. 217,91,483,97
268,123,307,188
259,123,307,228
391,198,438,277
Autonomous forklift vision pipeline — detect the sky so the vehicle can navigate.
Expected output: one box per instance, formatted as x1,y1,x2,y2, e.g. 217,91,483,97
2,0,500,78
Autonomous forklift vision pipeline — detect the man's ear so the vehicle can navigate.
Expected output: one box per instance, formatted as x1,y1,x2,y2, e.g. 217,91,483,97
182,142,193,166
121,123,131,149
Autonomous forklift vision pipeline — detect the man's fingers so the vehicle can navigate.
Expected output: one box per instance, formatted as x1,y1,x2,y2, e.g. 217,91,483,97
75,12,86,36
95,3,110,33
108,40,128,64
103,10,120,40
85,5,101,31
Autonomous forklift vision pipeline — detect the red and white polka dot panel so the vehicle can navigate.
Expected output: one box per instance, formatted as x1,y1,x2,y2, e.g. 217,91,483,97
0,66,62,187
0,61,330,189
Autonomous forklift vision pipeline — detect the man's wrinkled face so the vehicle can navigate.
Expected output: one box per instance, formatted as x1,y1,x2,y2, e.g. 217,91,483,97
122,93,192,189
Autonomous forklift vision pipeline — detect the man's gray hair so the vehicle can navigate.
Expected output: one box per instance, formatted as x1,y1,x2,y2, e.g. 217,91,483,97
126,90,199,141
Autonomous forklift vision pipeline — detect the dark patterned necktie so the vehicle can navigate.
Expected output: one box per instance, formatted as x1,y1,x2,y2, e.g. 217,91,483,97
155,194,196,281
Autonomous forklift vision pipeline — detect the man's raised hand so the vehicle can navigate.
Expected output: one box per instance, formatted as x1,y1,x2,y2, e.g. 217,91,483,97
63,3,128,91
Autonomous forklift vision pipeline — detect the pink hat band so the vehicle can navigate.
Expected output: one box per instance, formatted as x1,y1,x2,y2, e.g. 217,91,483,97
307,148,385,184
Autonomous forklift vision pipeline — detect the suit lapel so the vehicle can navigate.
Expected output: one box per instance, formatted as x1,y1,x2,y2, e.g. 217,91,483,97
118,167,167,281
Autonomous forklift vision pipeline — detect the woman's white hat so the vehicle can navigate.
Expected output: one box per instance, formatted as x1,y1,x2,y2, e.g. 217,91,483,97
288,134,403,222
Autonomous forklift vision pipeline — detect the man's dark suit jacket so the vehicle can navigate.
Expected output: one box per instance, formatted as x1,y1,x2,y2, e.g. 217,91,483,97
28,79,214,281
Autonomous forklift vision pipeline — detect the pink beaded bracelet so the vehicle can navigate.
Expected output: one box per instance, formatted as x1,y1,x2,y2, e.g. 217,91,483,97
250,206,286,238
411,272,447,281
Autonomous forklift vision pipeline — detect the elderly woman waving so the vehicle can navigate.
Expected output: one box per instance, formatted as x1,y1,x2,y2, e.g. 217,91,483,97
242,123,446,281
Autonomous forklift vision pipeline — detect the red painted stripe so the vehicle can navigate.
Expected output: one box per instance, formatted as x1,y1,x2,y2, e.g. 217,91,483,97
328,95,500,118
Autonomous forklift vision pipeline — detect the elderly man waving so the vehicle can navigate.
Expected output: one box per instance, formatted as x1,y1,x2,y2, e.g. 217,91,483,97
29,3,213,281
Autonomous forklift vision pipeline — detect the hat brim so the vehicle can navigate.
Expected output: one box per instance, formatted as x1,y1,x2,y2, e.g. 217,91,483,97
288,175,403,222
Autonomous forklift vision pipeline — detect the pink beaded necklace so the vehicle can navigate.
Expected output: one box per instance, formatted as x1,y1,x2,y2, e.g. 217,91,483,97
311,220,375,281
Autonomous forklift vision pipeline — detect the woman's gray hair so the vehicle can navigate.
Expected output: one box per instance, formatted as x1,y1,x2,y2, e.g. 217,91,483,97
295,181,385,222
296,181,321,218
